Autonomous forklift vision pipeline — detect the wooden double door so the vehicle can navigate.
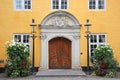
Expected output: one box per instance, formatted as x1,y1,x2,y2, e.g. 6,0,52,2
49,37,71,69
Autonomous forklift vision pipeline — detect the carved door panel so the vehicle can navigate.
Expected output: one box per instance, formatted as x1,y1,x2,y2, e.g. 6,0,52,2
49,37,71,69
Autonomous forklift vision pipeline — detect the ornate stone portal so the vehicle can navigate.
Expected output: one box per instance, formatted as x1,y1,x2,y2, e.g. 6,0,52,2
39,11,81,69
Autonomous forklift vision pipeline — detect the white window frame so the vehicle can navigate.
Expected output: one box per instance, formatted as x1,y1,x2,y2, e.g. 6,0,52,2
51,0,69,10
89,34,107,57
14,0,32,11
88,0,106,11
13,34,30,48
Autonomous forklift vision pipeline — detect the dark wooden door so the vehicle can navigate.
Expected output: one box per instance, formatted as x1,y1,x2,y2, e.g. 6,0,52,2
49,37,71,69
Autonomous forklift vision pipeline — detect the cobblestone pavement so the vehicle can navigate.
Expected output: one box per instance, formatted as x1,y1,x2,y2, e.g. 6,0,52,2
0,73,120,80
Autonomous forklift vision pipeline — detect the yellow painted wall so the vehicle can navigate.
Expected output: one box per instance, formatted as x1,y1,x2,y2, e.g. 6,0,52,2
0,0,120,67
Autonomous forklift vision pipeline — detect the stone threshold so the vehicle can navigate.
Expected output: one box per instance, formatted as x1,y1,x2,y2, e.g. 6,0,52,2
36,69,86,77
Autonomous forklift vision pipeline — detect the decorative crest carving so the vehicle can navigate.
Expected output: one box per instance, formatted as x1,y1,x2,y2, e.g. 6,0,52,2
40,11,81,29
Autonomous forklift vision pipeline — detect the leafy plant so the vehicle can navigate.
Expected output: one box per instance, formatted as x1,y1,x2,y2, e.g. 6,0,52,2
106,71,116,78
10,69,20,78
5,41,31,78
91,45,118,78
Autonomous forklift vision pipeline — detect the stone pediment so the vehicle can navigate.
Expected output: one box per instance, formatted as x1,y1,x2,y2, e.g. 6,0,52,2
40,11,81,29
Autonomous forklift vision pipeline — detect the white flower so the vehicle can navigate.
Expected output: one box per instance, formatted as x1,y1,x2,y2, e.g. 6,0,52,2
110,46,112,49
24,48,28,53
97,48,100,50
16,39,19,42
100,46,104,48
107,49,111,52
9,41,16,47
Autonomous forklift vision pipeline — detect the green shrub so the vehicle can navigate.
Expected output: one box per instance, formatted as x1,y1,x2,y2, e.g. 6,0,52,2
91,45,118,78
5,41,31,78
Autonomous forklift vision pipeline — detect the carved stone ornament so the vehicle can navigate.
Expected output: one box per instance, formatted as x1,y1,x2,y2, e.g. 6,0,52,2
73,33,80,39
40,33,47,40
51,15,68,27
40,11,81,29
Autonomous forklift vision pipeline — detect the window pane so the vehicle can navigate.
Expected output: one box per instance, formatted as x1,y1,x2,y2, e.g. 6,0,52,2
28,0,31,9
53,0,56,9
24,0,31,9
90,44,97,56
14,35,18,42
24,0,28,9
89,0,96,9
14,35,21,42
52,0,59,9
15,0,22,9
25,5,27,9
23,35,26,43
61,0,67,9
90,35,97,43
98,0,104,9
90,35,93,42
99,35,105,43
23,35,30,43
27,35,30,43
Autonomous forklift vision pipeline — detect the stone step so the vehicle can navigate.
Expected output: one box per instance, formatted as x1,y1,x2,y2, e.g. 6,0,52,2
36,69,86,77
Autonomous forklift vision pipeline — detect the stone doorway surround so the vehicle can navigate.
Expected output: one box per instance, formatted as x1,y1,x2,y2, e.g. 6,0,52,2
39,11,81,69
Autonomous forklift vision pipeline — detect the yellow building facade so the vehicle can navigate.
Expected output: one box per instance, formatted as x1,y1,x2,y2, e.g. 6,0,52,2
0,0,120,70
